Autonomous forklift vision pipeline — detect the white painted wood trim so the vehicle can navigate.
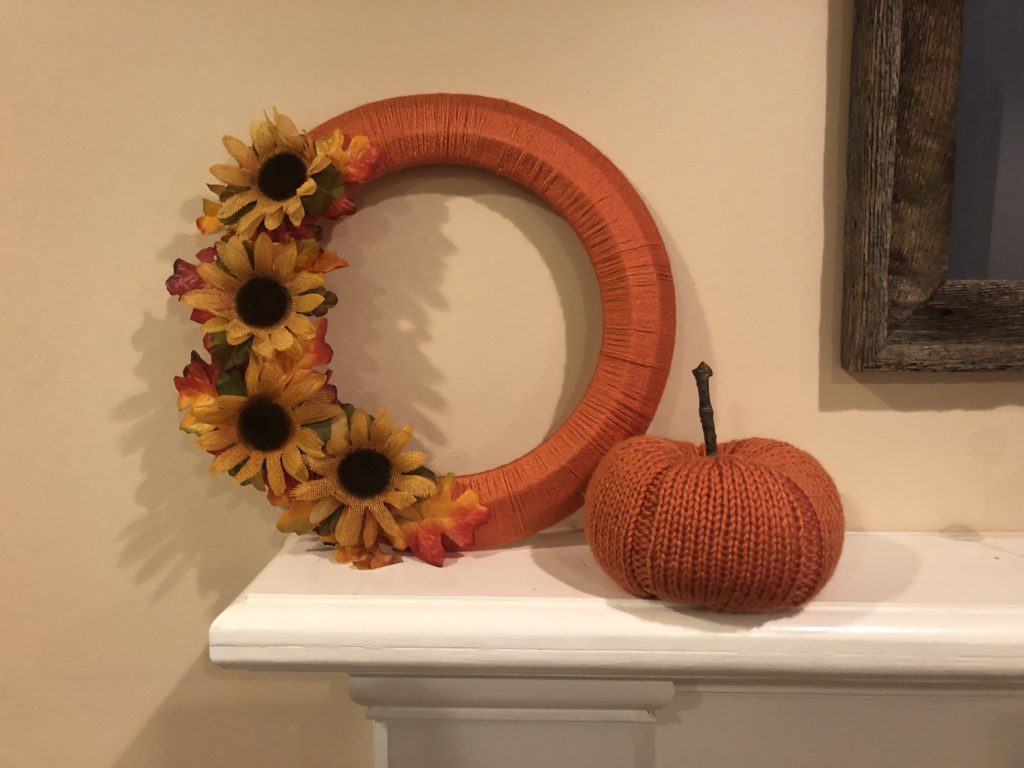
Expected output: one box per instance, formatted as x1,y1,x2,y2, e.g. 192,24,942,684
210,531,1024,687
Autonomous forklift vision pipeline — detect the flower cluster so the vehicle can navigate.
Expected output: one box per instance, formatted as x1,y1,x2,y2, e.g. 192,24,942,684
168,111,489,567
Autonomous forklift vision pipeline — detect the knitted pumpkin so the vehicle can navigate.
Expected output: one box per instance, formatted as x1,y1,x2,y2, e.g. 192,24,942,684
584,363,844,612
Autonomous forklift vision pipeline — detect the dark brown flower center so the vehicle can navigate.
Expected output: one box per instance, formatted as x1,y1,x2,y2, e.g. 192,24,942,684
236,276,289,328
237,398,292,452
257,151,307,201
337,449,392,499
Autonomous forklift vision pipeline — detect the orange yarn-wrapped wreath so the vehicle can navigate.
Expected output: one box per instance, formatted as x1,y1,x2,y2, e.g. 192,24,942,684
316,95,675,549
170,94,674,564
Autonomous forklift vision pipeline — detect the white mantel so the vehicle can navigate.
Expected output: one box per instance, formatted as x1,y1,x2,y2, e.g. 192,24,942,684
211,529,1024,767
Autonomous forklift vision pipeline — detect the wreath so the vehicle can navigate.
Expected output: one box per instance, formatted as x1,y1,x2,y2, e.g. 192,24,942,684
167,95,674,569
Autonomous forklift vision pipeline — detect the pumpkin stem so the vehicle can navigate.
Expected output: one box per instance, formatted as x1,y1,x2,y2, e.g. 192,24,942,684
691,361,718,456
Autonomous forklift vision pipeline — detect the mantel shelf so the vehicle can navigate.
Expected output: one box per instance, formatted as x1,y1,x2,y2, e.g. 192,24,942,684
210,529,1024,686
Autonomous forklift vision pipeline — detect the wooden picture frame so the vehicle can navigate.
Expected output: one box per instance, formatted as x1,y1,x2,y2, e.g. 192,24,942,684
842,0,1024,371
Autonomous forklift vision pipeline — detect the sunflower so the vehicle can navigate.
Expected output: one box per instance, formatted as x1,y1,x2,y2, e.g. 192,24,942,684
210,109,332,238
292,407,437,549
182,233,325,358
190,359,342,496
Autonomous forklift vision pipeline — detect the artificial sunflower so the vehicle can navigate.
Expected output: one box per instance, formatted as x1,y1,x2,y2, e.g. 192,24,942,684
292,407,437,549
209,109,333,238
190,359,341,496
182,233,325,358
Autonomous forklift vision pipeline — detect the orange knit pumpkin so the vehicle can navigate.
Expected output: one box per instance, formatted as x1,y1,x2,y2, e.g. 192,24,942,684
584,363,844,612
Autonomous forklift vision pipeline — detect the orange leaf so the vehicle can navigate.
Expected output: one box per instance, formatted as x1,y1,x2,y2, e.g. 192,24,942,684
275,500,315,534
335,543,402,569
174,352,218,411
398,474,490,567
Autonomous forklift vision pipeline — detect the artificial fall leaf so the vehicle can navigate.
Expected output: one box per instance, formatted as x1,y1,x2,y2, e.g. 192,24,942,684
335,543,401,570
316,131,381,183
173,352,219,435
292,239,347,275
398,474,490,567
275,500,315,534
294,319,333,369
174,352,218,410
324,195,357,220
196,198,224,234
166,247,216,297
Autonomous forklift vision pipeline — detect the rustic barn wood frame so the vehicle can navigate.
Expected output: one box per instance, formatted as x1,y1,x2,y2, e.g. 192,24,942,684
842,0,1024,371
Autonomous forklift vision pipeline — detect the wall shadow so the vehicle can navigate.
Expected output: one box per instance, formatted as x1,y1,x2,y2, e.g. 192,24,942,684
114,654,370,768
329,165,602,450
113,210,286,606
817,0,1024,413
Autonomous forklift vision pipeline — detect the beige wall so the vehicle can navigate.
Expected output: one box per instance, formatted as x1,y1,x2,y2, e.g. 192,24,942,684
3,1,1023,765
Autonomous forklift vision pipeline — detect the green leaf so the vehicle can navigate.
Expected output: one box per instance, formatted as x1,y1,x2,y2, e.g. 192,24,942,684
216,367,247,397
315,508,342,538
302,165,344,218
307,418,333,443
406,465,438,485
207,332,253,372
310,289,338,317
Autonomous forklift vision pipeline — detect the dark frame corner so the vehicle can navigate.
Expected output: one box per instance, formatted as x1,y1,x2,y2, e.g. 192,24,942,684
841,0,1024,372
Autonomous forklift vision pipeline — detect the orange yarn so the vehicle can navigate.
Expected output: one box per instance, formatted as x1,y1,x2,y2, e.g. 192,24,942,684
314,95,675,549
585,436,844,612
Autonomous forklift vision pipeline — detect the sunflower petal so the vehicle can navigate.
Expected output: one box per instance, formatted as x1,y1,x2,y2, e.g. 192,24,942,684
218,238,254,280
197,429,236,452
223,135,258,170
292,401,342,426
210,163,251,187
272,241,298,282
350,410,370,446
250,119,276,157
280,371,327,408
282,444,308,482
294,425,328,456
362,514,379,548
209,443,249,473
233,453,264,484
392,451,426,473
182,288,233,313
293,475,338,500
263,207,285,230
269,326,295,351
369,502,406,549
370,407,393,446
304,458,336,479
265,453,286,495
253,233,275,275
335,506,364,546
309,496,339,524
382,489,418,510
286,272,323,295
226,318,252,346
383,426,413,459
216,188,259,220
201,316,230,333
197,263,241,292
327,417,350,455
284,313,314,338
250,334,275,358
292,294,325,314
394,473,437,498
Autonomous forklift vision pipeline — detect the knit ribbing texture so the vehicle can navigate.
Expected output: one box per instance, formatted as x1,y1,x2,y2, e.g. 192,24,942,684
585,436,844,612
